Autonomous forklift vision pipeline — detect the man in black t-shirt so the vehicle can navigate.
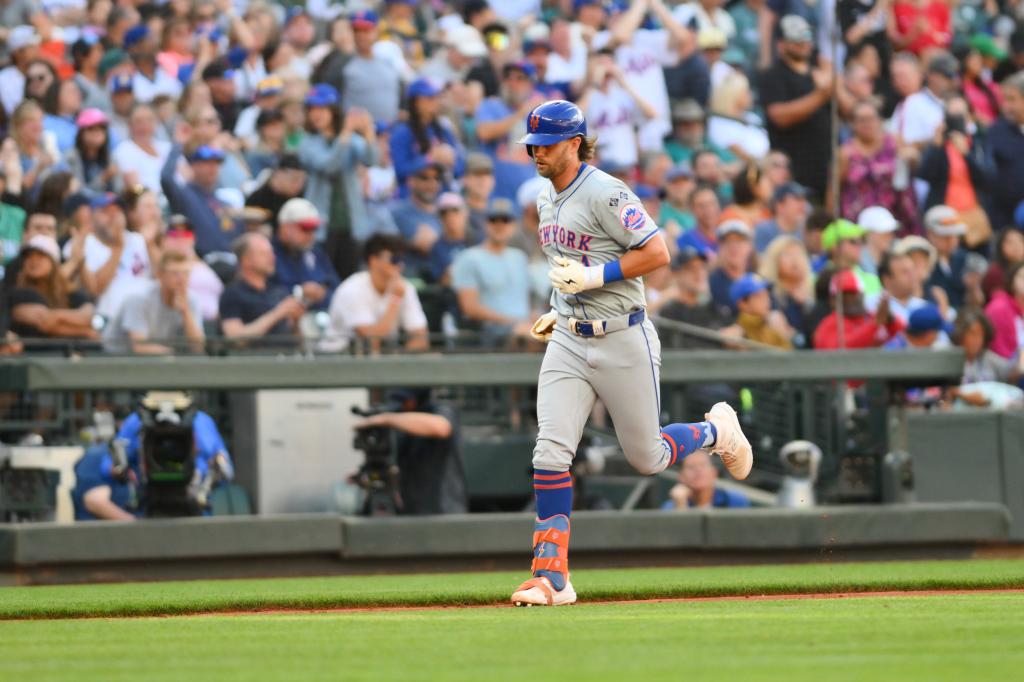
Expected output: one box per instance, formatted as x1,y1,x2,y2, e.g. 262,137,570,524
218,232,305,349
759,14,833,201
244,154,307,230
658,247,737,350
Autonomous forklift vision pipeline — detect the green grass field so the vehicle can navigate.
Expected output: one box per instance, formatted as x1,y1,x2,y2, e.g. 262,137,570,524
2,560,1023,681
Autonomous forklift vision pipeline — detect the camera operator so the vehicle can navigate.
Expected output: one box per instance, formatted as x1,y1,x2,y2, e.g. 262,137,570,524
353,389,467,515
72,393,234,520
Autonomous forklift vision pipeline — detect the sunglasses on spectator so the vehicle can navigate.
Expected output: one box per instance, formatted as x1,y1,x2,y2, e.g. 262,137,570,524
28,73,49,82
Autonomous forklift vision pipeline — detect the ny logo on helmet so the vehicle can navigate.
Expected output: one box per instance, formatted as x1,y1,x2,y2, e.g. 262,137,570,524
529,114,540,132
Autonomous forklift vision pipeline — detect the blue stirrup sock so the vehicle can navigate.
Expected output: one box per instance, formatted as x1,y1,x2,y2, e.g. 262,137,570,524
532,469,572,591
661,421,718,467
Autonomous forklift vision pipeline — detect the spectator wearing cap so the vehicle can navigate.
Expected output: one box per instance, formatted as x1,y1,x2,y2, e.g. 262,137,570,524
994,28,1024,84
883,302,950,351
107,74,135,147
269,198,340,313
677,183,722,260
813,269,904,351
343,9,401,125
659,246,738,349
754,182,808,253
111,103,170,195
8,234,98,349
759,14,832,200
521,23,571,101
960,36,1005,128
2,211,54,288
390,77,465,192
698,27,735,92
161,144,241,258
71,35,110,112
663,101,718,167
923,205,969,308
161,219,222,322
839,100,921,235
465,22,512,99
857,206,899,276
79,193,153,321
326,234,428,353
452,198,532,345
390,160,443,264
244,109,288,177
124,24,182,104
297,84,377,239
892,234,938,299
422,23,488,87
708,72,769,163
819,219,882,295
758,235,814,345
659,164,697,237
202,61,241,133
579,49,659,171
916,96,992,249
985,72,1024,230
429,192,472,284
245,153,308,230
234,77,284,149
378,0,427,69
673,0,737,40
181,103,251,193
731,273,794,350
709,219,754,314
64,108,120,196
102,250,205,355
462,153,495,244
219,232,305,348
889,0,951,56
0,25,40,116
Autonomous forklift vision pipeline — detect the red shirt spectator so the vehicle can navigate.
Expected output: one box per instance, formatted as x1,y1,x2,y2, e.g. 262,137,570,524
890,1,951,56
814,270,904,350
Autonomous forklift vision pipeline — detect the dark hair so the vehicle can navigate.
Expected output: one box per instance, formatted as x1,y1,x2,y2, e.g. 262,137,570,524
364,234,407,263
577,136,597,162
994,228,1024,269
731,162,763,206
305,100,341,137
22,59,57,104
688,182,720,208
42,79,82,117
1005,261,1024,295
952,307,995,348
806,207,835,233
121,183,152,215
691,148,717,170
33,172,75,217
232,232,265,263
461,0,491,24
408,96,445,155
877,250,911,281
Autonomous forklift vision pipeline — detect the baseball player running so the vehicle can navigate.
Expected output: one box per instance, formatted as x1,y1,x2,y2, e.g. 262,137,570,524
510,101,753,607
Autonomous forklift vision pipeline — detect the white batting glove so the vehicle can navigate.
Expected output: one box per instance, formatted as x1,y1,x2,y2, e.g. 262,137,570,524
529,310,558,342
547,256,603,295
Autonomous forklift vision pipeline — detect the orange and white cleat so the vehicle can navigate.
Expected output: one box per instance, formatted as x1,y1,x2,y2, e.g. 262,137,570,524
705,401,753,480
512,514,576,606
511,575,577,607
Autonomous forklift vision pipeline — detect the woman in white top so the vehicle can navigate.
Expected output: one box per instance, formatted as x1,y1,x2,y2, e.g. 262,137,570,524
111,103,171,194
707,72,770,163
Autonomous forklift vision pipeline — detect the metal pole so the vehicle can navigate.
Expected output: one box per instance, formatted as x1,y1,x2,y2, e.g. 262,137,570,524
829,11,845,351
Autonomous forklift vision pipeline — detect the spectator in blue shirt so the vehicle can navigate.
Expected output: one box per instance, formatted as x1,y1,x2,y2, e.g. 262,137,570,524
269,198,339,312
390,160,443,276
161,143,242,258
709,219,754,314
676,183,721,259
389,77,464,192
429,192,472,284
661,450,751,510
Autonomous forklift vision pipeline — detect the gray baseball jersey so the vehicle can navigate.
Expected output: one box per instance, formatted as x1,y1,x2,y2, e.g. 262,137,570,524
536,164,659,320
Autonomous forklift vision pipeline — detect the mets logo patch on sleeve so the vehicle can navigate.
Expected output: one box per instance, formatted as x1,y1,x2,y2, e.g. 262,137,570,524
619,203,647,231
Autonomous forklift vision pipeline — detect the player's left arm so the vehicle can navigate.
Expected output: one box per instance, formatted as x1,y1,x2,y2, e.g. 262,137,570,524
549,232,669,294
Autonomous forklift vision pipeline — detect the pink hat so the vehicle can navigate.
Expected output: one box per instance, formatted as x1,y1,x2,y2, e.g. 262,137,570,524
21,234,60,263
76,108,109,128
437,192,465,211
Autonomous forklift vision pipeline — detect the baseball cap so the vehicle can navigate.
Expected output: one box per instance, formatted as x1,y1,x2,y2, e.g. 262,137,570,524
305,83,340,107
227,46,249,70
90,192,121,209
821,219,866,251
671,245,707,270
666,164,694,182
907,303,951,336
503,61,537,80
109,74,134,94
779,15,813,43
187,145,226,163
408,158,445,177
466,152,494,174
924,205,967,236
893,235,938,271
829,269,863,295
277,153,304,171
730,273,769,305
123,24,149,49
202,60,235,81
437,192,465,212
927,52,959,79
407,77,442,99
698,27,727,50
20,234,60,263
350,9,379,29
255,76,284,98
447,25,487,58
99,48,128,79
523,22,551,51
671,99,704,123
716,219,752,241
9,25,41,52
634,184,659,200
62,193,91,218
279,198,321,229
771,181,807,206
969,33,1007,60
486,198,517,220
71,34,100,59
76,108,109,128
857,206,899,234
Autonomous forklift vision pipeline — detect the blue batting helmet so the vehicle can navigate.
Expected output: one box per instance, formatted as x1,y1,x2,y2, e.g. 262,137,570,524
518,100,587,148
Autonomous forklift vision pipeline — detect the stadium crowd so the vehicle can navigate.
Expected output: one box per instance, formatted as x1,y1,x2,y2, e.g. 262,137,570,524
0,0,1023,403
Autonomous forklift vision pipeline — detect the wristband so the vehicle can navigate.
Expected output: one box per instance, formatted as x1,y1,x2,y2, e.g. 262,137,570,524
602,260,624,284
